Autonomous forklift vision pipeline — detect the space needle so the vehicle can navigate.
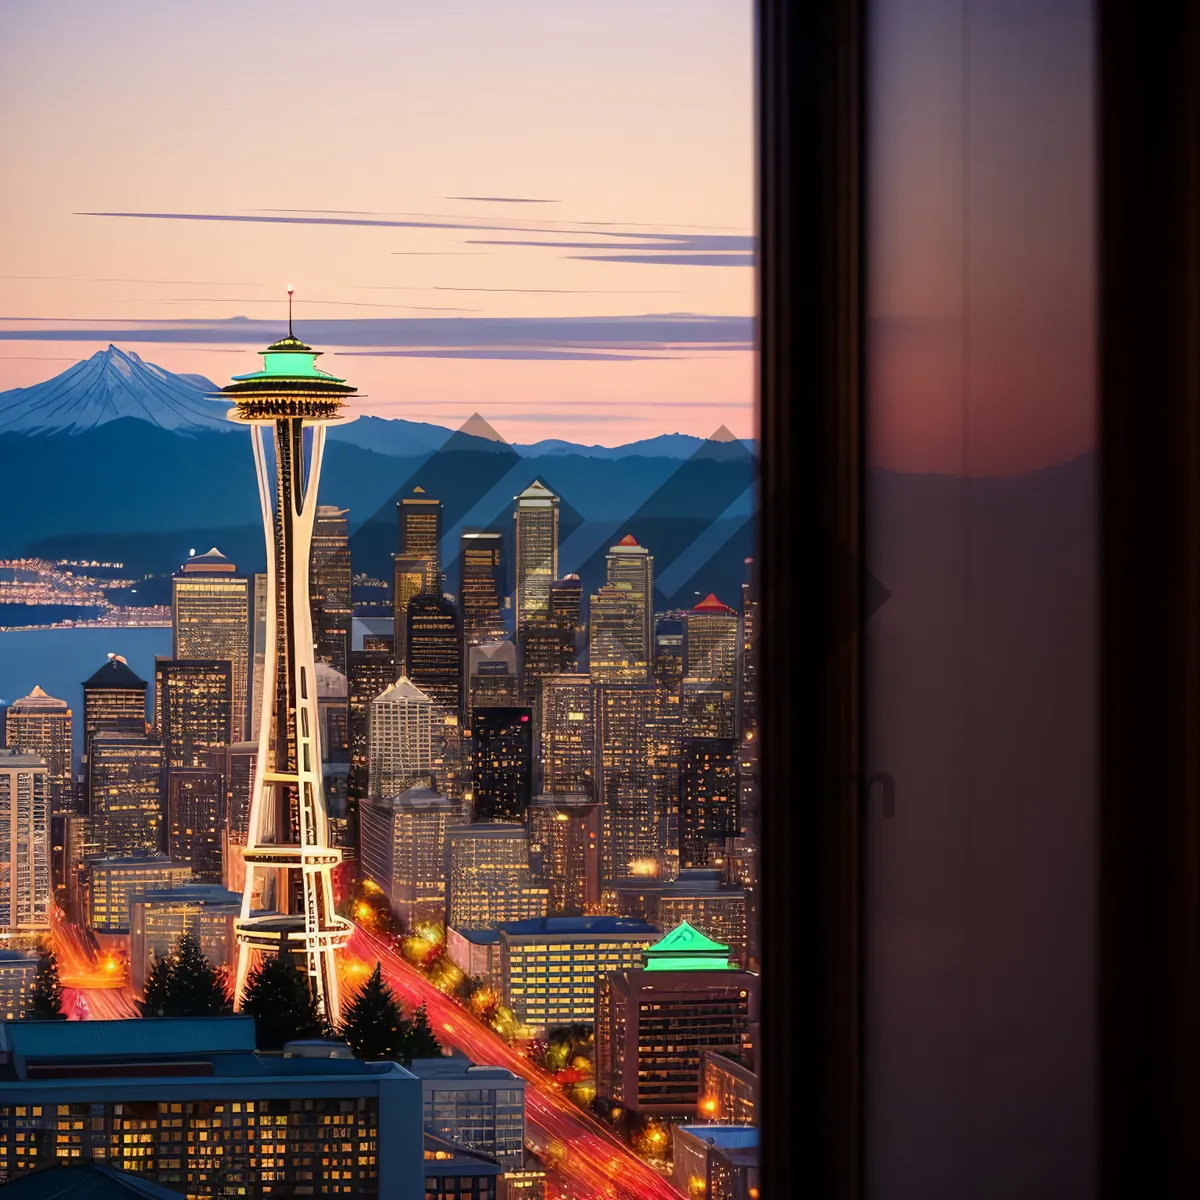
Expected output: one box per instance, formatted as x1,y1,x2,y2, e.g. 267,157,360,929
224,291,355,1023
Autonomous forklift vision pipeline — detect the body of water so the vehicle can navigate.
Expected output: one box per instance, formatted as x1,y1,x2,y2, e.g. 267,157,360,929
0,626,171,770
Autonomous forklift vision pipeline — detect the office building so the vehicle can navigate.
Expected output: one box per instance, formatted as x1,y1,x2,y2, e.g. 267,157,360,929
311,504,352,675
445,927,501,987
317,662,350,762
155,658,233,769
700,1051,758,1126
461,530,508,645
595,922,758,1116
605,536,654,666
672,1125,759,1200
410,1056,526,1168
679,737,740,867
513,480,559,633
88,854,193,933
0,1017,423,1198
446,825,548,932
646,688,684,863
652,618,686,692
61,815,101,923
88,731,165,857
0,950,38,1021
519,617,577,703
129,883,241,993
250,571,268,742
422,1136,504,1200
539,675,595,797
596,683,658,881
407,594,462,717
0,751,49,932
466,641,520,733
166,766,224,883
172,548,250,740
368,677,436,799
528,795,603,914
393,553,433,674
221,325,355,1022
549,575,583,640
5,686,72,815
680,678,737,739
471,707,533,823
616,869,750,964
359,784,463,928
684,594,738,684
82,655,147,741
589,582,649,682
497,916,656,1030
400,486,443,579
219,740,256,852
349,642,396,787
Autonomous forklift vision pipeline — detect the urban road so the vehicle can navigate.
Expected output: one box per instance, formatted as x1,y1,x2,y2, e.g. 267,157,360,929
349,923,687,1200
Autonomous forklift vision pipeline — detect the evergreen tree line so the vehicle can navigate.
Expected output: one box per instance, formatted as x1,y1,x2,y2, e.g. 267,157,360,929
128,934,440,1061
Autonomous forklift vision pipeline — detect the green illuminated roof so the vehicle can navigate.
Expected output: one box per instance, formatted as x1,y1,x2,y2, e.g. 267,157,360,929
642,921,734,972
229,335,347,385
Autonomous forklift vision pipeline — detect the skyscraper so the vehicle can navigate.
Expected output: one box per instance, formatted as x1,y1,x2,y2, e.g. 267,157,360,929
589,583,649,682
528,794,603,914
684,594,739,684
349,642,395,789
88,731,165,857
406,594,462,718
155,658,233,769
83,655,148,740
167,765,225,883
539,674,596,796
393,554,433,675
460,530,507,645
519,617,578,702
399,485,443,581
652,618,686,693
466,641,520,733
549,575,583,635
368,677,436,799
310,505,352,675
0,750,49,932
605,535,654,667
250,572,269,742
678,737,740,868
680,679,737,739
172,548,250,740
470,707,533,822
596,682,658,881
223,314,354,1022
5,686,73,815
445,824,548,932
513,480,559,633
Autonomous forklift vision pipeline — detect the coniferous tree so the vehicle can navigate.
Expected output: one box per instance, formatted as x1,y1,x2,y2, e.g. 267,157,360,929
242,949,327,1050
28,947,65,1020
402,1001,442,1063
139,951,174,1018
167,932,231,1016
339,963,405,1059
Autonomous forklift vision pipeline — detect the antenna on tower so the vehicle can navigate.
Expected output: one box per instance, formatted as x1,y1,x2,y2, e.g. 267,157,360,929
287,286,294,338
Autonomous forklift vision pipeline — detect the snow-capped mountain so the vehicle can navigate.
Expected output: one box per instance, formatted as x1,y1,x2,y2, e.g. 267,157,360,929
0,345,233,435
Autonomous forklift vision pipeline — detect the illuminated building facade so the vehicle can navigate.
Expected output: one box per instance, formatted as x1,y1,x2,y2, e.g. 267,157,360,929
518,617,577,704
513,480,559,634
0,751,49,932
359,784,463,929
392,554,432,675
5,686,73,815
310,504,352,675
679,737,740,867
88,854,193,933
470,707,533,823
316,662,350,762
155,658,233,769
223,318,355,1023
0,950,38,1021
406,595,462,718
699,1051,758,1126
594,923,758,1117
82,655,147,741
400,487,443,581
617,869,750,964
129,884,241,993
349,643,396,789
596,683,658,881
0,1017,423,1198
539,674,595,797
497,916,656,1030
445,824,548,932
528,795,602,914
672,1125,759,1200
88,731,165,857
684,594,739,684
410,1057,526,1168
368,677,436,800
466,642,520,734
588,583,648,682
605,535,654,668
680,678,737,739
460,530,507,646
651,618,685,693
167,766,225,883
172,548,250,741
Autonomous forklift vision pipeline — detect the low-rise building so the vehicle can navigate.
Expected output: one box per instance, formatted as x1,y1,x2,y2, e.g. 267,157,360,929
87,855,193,933
0,1017,423,1198
497,916,657,1031
0,951,39,1022
672,1124,759,1200
445,926,501,988
615,868,748,964
423,1133,502,1200
128,884,242,993
699,1051,758,1126
445,825,548,932
409,1056,526,1168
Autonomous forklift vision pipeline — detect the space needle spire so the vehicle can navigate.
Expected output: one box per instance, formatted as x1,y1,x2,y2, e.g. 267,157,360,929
222,292,356,1023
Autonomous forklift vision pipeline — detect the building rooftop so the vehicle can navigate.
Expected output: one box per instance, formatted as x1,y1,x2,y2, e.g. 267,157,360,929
0,949,38,964
423,1133,503,1178
8,684,69,712
90,854,181,871
373,676,434,705
643,921,734,972
408,1057,522,1083
448,928,500,946
316,662,348,699
496,916,657,939
690,593,736,615
675,1124,760,1150
0,1162,184,1200
83,655,146,690
0,749,46,769
131,884,241,907
178,546,237,574
382,784,454,810
514,479,558,502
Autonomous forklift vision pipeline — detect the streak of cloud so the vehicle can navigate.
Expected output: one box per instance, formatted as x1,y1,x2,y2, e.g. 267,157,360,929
569,253,755,268
336,348,672,361
445,196,560,204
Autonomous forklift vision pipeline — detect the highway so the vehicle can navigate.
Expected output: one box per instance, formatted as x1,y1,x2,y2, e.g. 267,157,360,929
348,924,684,1200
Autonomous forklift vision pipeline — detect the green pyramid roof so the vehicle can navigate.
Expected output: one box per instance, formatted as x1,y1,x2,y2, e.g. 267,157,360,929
642,920,733,972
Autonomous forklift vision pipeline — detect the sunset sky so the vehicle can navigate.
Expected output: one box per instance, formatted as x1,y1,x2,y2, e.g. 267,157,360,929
0,0,754,446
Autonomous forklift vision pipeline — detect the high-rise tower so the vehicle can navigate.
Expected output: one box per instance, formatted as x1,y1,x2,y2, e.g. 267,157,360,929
223,305,355,1023
513,480,559,633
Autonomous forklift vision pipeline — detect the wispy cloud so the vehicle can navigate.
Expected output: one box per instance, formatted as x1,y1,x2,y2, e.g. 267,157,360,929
569,253,755,268
430,286,683,295
337,348,672,361
445,196,560,204
0,274,251,286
